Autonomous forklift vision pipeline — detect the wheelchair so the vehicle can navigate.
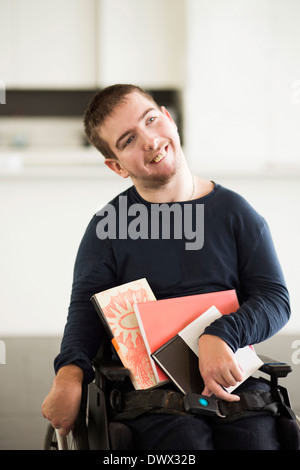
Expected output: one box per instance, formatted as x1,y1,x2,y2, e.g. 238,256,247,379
44,339,300,451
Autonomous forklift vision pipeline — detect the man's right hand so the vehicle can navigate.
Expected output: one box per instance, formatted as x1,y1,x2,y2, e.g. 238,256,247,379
41,364,84,436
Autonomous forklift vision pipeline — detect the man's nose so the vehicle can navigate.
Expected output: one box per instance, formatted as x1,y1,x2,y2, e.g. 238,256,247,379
142,133,159,151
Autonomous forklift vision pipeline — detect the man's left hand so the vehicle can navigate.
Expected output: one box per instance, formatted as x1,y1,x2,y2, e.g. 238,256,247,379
198,334,244,402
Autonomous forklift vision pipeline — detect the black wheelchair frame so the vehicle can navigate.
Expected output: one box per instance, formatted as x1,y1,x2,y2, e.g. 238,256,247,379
44,347,300,451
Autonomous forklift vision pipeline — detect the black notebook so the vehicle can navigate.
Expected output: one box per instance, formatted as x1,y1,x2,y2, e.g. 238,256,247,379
151,334,204,394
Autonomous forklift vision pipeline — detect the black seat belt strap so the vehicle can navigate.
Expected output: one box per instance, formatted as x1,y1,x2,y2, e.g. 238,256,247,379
110,389,283,421
217,391,280,422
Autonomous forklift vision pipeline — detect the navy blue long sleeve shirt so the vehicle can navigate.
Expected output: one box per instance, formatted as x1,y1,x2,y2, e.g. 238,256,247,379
54,183,290,383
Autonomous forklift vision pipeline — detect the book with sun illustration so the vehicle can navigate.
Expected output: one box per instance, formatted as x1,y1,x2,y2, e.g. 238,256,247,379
91,278,168,390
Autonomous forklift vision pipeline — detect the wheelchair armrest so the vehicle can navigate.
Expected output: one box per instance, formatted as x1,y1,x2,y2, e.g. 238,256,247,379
93,359,131,382
258,354,292,378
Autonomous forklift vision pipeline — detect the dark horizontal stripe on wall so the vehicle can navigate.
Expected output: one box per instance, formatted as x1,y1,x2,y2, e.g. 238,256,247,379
0,90,96,117
0,89,181,117
0,88,183,141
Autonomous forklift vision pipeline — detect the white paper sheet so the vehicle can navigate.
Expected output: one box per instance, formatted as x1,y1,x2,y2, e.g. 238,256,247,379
178,306,263,392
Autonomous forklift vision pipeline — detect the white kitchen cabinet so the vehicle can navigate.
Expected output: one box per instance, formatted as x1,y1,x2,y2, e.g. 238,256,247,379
1,0,97,89
96,0,186,89
0,0,13,86
0,0,185,90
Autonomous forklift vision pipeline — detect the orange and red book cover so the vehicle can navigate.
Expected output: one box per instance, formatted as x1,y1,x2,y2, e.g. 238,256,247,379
91,278,157,390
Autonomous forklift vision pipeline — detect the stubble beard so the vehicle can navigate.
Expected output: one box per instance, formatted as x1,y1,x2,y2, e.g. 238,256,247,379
134,146,182,191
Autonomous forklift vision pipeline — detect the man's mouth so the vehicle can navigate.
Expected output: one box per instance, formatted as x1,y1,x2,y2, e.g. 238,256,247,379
151,146,168,163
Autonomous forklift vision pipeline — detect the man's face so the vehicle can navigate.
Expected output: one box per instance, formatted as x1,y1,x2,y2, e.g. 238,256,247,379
99,92,182,190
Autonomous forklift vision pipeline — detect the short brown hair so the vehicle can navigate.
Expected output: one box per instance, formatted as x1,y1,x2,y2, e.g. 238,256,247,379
83,84,158,159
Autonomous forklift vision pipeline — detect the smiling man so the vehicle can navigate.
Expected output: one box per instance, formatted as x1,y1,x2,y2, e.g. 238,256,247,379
100,92,185,196
86,85,212,201
42,84,291,450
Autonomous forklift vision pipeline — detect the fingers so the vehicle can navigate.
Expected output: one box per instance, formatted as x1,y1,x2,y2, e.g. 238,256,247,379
202,366,244,402
49,416,74,436
202,383,240,402
42,403,73,436
202,385,212,397
220,363,244,388
55,426,71,437
201,362,244,398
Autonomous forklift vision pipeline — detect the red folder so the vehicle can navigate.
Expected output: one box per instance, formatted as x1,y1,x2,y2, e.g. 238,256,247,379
134,290,239,382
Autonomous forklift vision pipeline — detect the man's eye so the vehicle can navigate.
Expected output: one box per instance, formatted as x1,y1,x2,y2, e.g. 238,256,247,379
147,116,156,124
124,136,134,147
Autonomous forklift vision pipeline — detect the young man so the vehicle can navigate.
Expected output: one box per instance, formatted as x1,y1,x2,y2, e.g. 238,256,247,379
42,84,290,449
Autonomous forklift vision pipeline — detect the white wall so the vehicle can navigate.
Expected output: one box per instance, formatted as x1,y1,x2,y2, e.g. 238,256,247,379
184,0,300,174
0,172,131,336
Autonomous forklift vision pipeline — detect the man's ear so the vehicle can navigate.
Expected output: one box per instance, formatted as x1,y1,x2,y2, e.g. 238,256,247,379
161,106,177,129
104,158,129,179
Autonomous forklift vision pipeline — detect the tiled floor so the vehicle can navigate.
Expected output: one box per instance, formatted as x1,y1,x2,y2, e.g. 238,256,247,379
0,335,299,450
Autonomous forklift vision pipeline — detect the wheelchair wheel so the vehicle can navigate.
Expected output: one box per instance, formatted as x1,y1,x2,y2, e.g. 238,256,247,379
44,412,89,450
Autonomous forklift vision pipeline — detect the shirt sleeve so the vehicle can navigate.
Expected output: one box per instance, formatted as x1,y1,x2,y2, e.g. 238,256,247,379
203,218,291,351
54,215,117,383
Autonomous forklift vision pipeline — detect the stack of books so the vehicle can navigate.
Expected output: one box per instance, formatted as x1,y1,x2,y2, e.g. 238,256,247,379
91,278,263,393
